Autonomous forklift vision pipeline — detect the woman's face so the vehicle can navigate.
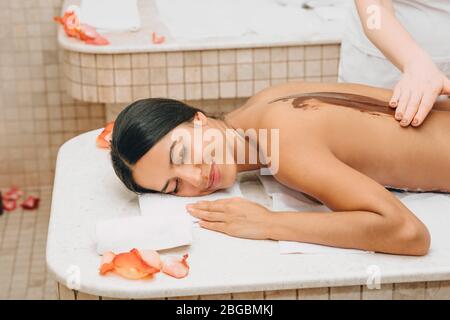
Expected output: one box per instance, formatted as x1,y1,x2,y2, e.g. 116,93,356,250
131,113,237,196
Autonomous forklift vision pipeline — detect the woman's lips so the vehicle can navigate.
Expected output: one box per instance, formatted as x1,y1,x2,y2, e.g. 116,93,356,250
207,161,221,190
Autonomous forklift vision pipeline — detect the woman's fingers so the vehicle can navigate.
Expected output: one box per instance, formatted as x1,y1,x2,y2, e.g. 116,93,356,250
400,92,422,126
412,90,436,127
186,207,227,222
389,85,401,108
198,220,227,233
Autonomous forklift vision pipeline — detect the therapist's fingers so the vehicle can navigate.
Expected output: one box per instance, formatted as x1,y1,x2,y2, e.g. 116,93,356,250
400,92,422,126
412,91,436,127
395,89,410,121
186,207,227,222
389,85,401,108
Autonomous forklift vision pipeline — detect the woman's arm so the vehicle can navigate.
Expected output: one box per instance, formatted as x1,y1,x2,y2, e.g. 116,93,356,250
355,0,450,126
187,145,430,256
271,145,430,255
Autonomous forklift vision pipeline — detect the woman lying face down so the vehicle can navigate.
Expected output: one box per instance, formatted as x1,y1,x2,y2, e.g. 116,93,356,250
111,81,450,256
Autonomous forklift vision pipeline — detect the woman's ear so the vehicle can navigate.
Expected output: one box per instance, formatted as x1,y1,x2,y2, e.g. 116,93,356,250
193,112,208,126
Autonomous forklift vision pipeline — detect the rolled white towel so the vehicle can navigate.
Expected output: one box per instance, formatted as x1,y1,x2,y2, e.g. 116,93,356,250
95,214,192,254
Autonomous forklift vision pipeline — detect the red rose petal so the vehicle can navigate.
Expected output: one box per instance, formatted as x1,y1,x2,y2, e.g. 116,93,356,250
2,199,17,212
161,254,190,279
152,32,165,44
20,195,40,210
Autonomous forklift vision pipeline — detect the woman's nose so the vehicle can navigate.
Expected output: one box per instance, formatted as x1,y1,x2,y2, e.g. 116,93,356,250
176,165,205,188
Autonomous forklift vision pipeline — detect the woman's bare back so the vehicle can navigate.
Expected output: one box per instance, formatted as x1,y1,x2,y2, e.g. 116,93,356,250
228,81,450,193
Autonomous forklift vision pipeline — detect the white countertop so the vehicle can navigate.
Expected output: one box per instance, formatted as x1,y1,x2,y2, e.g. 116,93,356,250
46,129,450,299
58,0,346,54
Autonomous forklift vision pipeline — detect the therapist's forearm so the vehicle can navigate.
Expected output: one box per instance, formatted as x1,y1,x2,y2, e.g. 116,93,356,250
355,0,429,72
266,210,426,255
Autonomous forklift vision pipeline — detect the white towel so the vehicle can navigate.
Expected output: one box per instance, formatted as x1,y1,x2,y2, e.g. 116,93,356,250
138,183,243,224
94,214,192,254
79,0,141,32
258,174,450,254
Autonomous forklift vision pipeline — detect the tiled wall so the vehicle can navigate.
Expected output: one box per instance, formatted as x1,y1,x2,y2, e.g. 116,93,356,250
0,0,340,190
63,45,340,104
0,0,106,188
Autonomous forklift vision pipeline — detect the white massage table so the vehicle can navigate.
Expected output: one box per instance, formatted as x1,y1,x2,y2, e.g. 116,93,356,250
46,129,450,300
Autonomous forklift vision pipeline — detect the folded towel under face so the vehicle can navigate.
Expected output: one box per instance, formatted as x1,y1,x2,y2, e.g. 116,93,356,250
138,183,243,224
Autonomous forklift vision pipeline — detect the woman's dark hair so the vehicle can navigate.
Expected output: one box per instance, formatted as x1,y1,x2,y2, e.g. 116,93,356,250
110,98,203,194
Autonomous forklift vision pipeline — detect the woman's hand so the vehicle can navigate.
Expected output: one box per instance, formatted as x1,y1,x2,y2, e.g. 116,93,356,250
186,197,273,240
389,54,450,127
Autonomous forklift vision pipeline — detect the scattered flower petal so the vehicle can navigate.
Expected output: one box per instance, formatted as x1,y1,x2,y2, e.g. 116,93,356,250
152,32,165,44
96,121,114,149
2,199,16,212
54,9,109,46
139,249,162,271
161,254,190,279
3,186,24,201
99,252,116,275
20,195,40,210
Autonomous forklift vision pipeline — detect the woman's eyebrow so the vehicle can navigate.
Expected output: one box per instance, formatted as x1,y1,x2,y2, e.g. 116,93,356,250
160,140,178,193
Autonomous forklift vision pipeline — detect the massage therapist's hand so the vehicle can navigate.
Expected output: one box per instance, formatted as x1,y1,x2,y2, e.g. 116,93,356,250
186,197,273,240
390,54,450,127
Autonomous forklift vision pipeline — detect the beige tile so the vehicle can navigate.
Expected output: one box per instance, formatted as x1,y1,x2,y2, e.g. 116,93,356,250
114,54,131,69
321,59,339,76
202,65,219,82
254,63,270,80
253,80,270,93
167,67,184,84
236,49,252,63
185,66,202,83
150,67,167,84
83,85,98,102
219,50,236,64
80,53,96,68
322,44,340,59
220,81,236,98
132,69,150,85
150,84,167,97
185,83,202,100
288,46,304,61
166,52,184,67
201,50,218,65
114,69,132,86
305,45,322,60
270,47,287,62
183,51,201,66
81,68,97,85
68,51,80,66
288,61,304,78
149,52,166,67
131,53,149,68
168,84,185,100
115,86,132,103
237,80,253,97
98,86,116,103
271,62,287,79
219,65,236,81
97,69,114,86
237,63,253,80
202,82,219,99
305,60,321,77
132,86,150,100
96,54,114,69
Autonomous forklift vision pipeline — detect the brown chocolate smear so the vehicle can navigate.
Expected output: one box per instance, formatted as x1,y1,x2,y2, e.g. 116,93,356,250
270,92,395,116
